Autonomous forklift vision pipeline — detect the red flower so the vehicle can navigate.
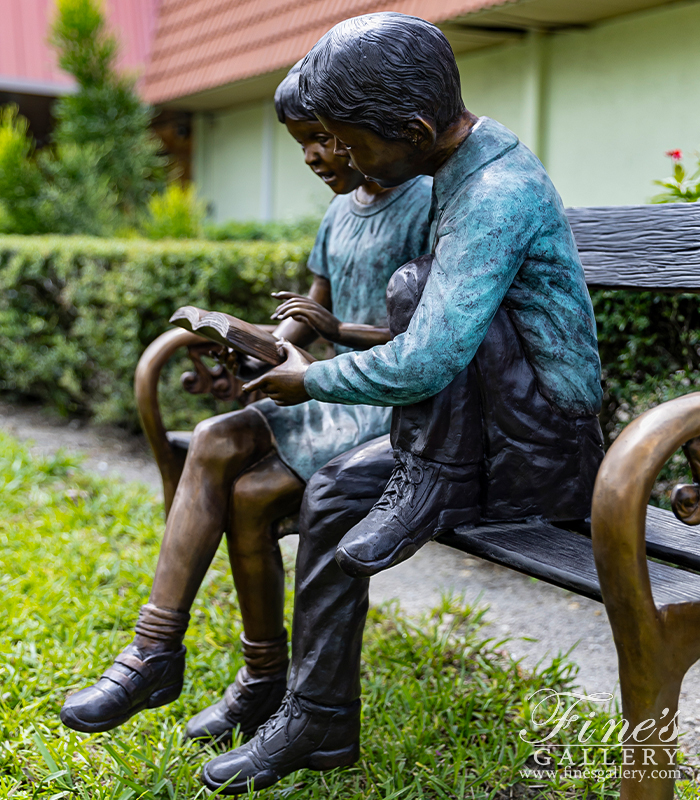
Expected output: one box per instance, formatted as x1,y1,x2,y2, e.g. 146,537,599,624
666,149,683,161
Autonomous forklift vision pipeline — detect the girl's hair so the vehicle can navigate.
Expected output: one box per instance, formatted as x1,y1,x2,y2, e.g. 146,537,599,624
299,13,465,139
274,61,315,123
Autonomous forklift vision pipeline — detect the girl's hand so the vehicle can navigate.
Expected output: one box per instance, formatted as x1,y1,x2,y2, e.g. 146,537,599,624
242,339,314,406
272,292,341,342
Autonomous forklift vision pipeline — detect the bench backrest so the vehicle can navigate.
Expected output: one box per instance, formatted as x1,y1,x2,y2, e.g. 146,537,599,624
566,204,700,290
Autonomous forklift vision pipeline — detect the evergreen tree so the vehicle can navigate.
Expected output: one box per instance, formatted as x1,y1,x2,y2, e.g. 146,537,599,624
50,0,167,222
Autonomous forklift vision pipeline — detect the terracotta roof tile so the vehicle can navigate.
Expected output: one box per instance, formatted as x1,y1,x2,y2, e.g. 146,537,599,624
1,0,160,94
143,0,514,104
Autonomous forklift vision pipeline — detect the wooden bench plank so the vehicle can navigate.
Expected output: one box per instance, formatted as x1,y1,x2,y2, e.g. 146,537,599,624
438,519,700,607
566,204,700,290
437,520,603,601
572,506,700,572
645,505,700,571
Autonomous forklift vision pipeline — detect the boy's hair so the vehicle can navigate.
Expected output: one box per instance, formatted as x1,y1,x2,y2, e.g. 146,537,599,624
274,61,315,123
299,13,465,139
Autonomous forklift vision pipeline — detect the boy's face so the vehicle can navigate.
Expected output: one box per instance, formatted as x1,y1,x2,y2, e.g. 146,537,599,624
316,117,422,188
285,118,363,194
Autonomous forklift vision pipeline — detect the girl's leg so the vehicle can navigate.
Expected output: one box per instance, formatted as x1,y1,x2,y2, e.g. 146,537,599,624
146,407,273,616
186,453,305,740
60,407,274,733
228,452,304,640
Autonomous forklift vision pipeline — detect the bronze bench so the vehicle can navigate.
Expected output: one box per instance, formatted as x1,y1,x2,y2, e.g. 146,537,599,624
135,202,700,799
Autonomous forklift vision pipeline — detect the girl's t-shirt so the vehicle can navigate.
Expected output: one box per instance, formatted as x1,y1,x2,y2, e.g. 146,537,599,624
253,175,432,482
307,175,433,353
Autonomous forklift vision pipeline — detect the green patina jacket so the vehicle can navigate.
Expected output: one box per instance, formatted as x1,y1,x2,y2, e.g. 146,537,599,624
304,117,602,418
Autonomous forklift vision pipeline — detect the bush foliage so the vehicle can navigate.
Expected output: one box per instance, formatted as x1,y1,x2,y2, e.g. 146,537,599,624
0,235,312,428
143,183,206,240
594,290,700,444
0,0,165,237
0,107,45,234
204,216,323,242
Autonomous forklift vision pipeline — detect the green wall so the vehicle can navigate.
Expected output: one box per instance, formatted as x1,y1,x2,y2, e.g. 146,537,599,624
193,100,333,223
546,0,700,206
193,0,700,220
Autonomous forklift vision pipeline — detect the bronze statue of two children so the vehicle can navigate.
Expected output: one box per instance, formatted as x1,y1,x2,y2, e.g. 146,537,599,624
60,12,603,796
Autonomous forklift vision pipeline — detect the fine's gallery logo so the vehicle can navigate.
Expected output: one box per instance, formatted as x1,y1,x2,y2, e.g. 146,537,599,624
517,689,690,784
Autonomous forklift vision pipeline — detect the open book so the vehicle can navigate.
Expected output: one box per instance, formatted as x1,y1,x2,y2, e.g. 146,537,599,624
169,306,284,365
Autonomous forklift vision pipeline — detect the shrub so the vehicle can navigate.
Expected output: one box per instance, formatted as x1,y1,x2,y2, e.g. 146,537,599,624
37,143,120,236
143,183,206,240
0,107,44,234
593,290,700,443
0,107,121,237
0,235,312,428
205,216,322,242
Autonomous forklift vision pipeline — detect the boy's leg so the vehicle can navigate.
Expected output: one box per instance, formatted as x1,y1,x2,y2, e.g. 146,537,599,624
201,435,394,794
336,256,484,577
187,453,305,741
338,307,604,577
60,407,274,733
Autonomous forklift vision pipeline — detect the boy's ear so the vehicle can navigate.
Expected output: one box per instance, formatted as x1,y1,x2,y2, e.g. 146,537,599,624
403,117,437,151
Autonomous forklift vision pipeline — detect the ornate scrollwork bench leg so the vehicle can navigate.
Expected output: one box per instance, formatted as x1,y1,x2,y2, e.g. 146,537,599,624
592,393,700,800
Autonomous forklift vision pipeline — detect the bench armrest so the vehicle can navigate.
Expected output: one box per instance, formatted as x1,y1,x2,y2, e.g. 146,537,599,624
134,328,206,512
591,393,700,794
134,325,274,514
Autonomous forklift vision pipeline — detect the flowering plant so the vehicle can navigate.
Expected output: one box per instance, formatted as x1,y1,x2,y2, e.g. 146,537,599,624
651,148,700,203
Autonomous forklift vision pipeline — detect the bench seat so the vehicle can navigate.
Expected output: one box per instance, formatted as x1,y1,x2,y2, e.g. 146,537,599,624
438,505,700,606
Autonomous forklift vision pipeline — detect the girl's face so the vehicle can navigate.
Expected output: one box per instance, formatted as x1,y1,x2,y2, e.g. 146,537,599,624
285,118,364,195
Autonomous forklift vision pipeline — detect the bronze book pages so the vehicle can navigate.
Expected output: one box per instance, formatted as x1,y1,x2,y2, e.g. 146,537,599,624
170,306,283,365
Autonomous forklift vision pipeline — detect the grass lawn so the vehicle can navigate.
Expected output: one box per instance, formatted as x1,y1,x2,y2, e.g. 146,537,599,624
0,430,698,799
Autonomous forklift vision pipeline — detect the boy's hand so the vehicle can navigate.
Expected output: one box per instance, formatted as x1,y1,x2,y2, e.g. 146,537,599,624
272,292,341,342
242,340,314,405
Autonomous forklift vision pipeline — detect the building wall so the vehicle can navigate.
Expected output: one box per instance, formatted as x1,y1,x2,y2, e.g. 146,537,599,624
546,0,700,207
193,0,700,221
193,99,332,223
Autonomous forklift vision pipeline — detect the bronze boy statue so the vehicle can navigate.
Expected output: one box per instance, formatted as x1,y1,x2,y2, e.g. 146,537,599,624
202,12,604,794
60,64,433,740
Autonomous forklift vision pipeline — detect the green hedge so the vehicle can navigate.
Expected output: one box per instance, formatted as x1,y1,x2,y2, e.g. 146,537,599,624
0,235,313,429
593,290,700,444
2,234,698,452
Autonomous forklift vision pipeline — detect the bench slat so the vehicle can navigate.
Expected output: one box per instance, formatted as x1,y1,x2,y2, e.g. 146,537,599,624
566,204,700,290
573,506,700,573
438,519,700,606
437,520,603,601
645,505,700,571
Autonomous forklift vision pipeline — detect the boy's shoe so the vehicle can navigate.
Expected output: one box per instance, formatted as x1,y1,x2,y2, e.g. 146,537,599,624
201,691,360,795
60,643,186,733
335,449,480,578
185,666,288,742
